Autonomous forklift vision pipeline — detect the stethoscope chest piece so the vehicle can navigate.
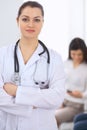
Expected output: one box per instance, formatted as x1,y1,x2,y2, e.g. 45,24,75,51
11,72,21,85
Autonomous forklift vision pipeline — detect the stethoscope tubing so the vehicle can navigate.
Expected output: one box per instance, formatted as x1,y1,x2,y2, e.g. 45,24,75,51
14,39,50,73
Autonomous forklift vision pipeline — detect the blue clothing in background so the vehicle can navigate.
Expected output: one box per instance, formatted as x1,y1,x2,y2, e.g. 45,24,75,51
74,113,87,130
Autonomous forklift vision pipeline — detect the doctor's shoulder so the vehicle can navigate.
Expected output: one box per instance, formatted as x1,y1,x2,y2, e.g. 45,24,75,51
48,48,65,81
0,43,15,60
48,49,64,71
49,49,63,65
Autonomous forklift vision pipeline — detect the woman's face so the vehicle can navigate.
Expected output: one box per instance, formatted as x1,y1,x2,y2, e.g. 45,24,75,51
70,49,84,63
17,6,44,39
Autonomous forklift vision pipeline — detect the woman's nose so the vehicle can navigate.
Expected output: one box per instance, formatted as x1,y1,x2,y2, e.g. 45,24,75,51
27,20,34,27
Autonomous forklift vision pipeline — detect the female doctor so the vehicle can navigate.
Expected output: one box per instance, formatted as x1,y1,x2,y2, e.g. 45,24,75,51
0,1,65,130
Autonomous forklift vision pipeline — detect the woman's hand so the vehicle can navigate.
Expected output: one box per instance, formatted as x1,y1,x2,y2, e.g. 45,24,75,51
67,90,83,98
3,83,17,96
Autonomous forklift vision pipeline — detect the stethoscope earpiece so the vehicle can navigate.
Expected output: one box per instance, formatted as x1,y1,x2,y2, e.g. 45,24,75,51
41,82,45,84
35,81,45,85
35,82,39,85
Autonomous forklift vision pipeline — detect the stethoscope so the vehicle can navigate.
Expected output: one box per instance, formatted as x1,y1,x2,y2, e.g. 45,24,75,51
11,39,50,88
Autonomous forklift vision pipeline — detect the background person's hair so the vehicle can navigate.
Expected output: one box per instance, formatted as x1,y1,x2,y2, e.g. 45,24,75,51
68,37,87,62
17,1,44,18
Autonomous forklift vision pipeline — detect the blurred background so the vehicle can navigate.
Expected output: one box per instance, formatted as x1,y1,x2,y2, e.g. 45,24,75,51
0,0,87,60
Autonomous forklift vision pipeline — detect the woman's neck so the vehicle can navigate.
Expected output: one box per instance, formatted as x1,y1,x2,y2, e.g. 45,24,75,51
73,61,82,68
18,38,39,64
19,38,38,50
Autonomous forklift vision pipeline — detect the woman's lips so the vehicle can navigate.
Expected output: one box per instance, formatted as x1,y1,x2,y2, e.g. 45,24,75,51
26,29,35,32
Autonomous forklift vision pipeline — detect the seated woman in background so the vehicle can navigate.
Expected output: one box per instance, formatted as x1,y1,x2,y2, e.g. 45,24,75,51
73,113,87,130
55,37,87,128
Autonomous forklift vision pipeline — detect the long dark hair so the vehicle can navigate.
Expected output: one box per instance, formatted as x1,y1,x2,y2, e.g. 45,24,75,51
68,37,87,62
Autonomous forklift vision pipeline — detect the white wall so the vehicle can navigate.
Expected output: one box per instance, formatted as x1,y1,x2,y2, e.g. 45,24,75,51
0,0,22,45
68,0,85,41
0,0,86,60
84,0,87,44
35,0,69,60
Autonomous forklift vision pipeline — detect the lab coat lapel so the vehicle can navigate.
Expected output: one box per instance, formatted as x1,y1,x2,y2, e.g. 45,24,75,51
17,44,42,73
25,43,43,68
17,46,25,74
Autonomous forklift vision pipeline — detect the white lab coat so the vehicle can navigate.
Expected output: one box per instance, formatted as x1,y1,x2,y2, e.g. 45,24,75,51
0,43,65,130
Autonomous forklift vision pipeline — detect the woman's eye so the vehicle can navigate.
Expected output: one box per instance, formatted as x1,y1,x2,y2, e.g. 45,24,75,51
34,19,40,22
22,18,29,22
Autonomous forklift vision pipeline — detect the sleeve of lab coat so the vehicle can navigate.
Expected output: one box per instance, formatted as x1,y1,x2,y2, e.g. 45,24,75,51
0,74,33,116
15,51,66,109
0,48,32,116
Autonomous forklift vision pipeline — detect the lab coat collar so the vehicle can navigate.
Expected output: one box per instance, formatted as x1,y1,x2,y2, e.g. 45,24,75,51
17,42,47,69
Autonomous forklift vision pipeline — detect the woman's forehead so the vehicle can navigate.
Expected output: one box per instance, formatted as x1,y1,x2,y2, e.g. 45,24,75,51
20,6,42,17
71,49,83,53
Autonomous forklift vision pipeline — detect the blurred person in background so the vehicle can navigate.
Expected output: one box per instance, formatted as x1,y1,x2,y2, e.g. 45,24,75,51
55,37,87,128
